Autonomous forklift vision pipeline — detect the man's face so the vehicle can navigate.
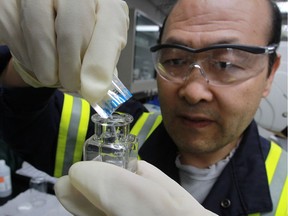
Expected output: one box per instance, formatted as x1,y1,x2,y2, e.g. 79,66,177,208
157,0,279,165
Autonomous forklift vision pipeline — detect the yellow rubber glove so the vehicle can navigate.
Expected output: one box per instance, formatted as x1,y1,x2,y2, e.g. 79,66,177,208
0,0,129,106
55,161,218,216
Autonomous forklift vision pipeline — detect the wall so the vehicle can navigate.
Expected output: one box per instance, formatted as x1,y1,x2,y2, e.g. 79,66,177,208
124,0,166,25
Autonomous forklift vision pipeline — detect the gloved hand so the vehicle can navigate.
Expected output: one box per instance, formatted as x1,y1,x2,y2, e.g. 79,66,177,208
54,161,218,216
0,0,129,106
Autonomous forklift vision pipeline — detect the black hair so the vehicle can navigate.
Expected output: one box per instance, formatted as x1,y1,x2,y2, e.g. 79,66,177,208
157,17,167,44
267,0,282,75
281,126,288,138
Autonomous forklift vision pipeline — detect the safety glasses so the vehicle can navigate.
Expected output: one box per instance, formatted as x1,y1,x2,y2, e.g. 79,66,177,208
150,43,278,86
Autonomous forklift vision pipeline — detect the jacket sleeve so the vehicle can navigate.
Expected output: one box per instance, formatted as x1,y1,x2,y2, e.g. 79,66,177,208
0,45,11,75
0,46,62,173
116,97,149,128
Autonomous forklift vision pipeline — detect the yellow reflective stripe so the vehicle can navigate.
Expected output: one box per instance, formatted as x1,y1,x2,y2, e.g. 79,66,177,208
267,143,287,216
147,115,162,138
275,177,288,215
54,93,73,177
132,113,162,160
131,113,161,148
251,142,287,216
265,142,282,184
130,112,150,136
246,142,287,216
72,98,90,163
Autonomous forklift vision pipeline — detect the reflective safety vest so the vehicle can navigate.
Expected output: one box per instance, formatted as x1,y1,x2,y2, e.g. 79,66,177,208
249,142,288,216
54,93,90,177
130,112,162,150
132,112,288,216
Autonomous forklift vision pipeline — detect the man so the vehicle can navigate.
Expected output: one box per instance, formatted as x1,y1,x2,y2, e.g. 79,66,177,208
0,0,287,216
56,0,287,215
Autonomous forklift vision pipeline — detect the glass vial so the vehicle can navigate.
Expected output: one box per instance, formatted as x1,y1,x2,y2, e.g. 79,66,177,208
83,113,138,172
93,74,132,118
0,160,12,197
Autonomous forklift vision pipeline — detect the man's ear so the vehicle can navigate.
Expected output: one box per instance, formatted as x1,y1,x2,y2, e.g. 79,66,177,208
262,54,281,97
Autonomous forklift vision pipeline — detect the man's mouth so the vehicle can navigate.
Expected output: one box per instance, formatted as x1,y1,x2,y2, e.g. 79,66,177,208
179,114,215,128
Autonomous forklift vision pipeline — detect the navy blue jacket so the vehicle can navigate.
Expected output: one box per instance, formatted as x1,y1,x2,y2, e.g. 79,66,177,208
139,120,275,215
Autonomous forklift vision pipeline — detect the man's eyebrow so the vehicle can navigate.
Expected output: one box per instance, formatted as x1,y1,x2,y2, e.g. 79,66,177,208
212,39,240,45
162,38,186,45
162,38,240,48
202,38,241,47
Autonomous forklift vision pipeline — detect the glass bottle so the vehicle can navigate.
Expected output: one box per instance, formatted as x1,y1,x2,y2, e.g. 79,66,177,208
0,160,12,197
83,112,138,172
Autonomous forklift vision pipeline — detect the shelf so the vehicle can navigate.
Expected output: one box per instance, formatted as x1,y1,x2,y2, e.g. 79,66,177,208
117,8,160,94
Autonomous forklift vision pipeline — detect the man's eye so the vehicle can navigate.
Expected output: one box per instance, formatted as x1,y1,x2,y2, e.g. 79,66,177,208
213,61,243,71
216,61,233,69
163,58,186,66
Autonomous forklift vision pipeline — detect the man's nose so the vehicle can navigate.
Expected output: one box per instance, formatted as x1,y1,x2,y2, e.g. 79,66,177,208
185,64,209,84
178,64,213,104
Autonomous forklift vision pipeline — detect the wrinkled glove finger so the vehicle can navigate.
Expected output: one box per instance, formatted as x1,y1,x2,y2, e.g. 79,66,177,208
55,0,97,91
55,175,107,216
68,161,217,216
137,161,217,215
0,1,31,67
69,161,170,216
80,0,129,106
137,161,198,197
20,0,58,85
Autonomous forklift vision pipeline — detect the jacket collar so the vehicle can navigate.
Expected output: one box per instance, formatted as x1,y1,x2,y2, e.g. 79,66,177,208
202,121,272,215
140,120,272,215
